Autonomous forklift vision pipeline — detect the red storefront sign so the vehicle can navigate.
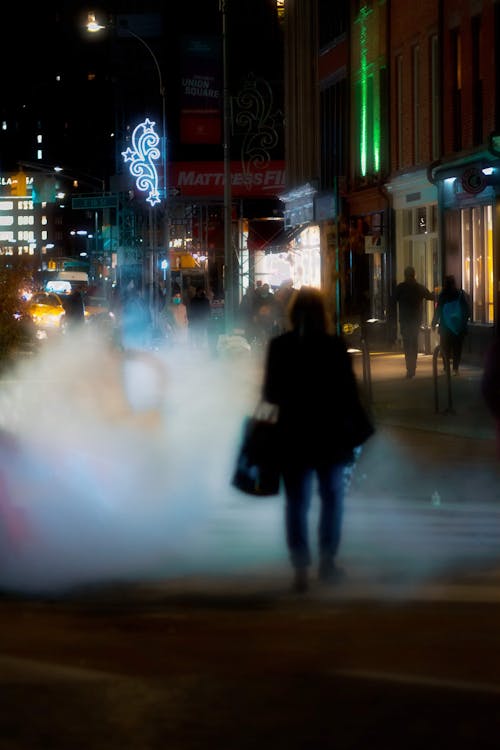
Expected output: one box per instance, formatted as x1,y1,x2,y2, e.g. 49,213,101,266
169,161,286,198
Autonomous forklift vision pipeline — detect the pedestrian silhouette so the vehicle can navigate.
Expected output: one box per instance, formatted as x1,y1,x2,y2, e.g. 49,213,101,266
62,290,85,332
252,283,279,347
160,292,189,347
274,278,297,333
187,287,211,349
431,274,470,375
394,266,434,378
261,286,373,593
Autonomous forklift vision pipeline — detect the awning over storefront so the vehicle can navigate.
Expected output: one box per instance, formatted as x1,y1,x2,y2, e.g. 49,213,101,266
247,219,284,251
264,225,303,253
247,219,304,253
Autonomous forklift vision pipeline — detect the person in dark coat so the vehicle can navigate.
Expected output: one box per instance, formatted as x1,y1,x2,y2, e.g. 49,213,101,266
187,287,211,348
62,290,85,332
252,283,280,346
394,266,435,378
431,274,470,375
261,286,372,593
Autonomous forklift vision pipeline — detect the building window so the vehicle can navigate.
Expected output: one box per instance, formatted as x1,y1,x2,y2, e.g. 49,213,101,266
396,54,403,169
400,204,439,315
462,205,494,324
320,78,347,191
416,206,427,234
430,34,440,160
276,0,284,24
496,4,500,129
412,45,420,163
471,15,482,145
318,0,348,48
450,28,462,151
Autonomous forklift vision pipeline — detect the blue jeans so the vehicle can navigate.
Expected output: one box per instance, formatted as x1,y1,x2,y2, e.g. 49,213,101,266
281,463,346,570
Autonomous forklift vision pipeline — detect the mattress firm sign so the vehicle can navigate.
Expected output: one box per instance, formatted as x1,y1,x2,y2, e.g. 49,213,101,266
169,161,285,198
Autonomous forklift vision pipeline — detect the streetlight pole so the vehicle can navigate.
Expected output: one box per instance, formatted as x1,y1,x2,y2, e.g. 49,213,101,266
220,0,235,334
117,26,168,206
86,13,170,314
120,26,172,329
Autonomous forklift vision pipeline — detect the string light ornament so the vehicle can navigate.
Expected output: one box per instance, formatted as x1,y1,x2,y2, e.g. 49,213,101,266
122,118,161,206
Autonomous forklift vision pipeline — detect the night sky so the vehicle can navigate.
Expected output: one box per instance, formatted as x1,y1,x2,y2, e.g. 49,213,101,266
1,1,284,180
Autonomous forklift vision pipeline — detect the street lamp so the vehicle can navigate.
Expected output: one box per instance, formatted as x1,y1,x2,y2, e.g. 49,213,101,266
86,11,170,312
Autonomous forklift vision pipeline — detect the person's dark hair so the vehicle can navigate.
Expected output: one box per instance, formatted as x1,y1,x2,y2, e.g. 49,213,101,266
443,274,457,291
288,286,332,336
404,266,416,280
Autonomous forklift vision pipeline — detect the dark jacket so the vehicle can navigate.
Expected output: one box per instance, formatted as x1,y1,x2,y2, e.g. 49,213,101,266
395,279,434,331
187,293,211,325
262,331,365,467
62,291,84,326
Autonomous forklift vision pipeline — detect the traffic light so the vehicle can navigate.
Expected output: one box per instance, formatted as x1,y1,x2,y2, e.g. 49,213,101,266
10,171,27,197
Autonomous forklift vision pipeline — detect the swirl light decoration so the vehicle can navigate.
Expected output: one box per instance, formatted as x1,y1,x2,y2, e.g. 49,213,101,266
122,118,161,207
234,74,282,187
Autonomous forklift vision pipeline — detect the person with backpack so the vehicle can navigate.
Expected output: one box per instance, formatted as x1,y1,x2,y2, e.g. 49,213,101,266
431,275,471,375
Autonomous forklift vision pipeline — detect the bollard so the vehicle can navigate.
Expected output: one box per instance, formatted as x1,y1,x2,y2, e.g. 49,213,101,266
432,344,454,414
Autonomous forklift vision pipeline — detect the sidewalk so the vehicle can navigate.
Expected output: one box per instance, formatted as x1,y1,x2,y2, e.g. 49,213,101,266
353,350,496,441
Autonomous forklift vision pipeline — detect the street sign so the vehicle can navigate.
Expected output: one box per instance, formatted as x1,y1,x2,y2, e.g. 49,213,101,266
72,195,118,209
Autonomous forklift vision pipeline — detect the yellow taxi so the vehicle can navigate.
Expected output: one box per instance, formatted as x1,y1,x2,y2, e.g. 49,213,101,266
27,292,67,337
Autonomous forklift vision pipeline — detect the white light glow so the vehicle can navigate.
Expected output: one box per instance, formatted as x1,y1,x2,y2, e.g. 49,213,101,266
86,12,105,32
122,119,161,207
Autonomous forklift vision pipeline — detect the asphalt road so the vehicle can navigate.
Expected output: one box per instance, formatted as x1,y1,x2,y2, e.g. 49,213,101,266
1,590,500,750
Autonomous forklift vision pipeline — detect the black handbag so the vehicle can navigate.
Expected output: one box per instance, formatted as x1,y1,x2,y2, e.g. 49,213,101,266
231,403,281,496
342,397,375,451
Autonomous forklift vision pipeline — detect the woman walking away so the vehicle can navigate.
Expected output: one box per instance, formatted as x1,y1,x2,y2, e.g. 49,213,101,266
262,286,372,593
431,275,470,375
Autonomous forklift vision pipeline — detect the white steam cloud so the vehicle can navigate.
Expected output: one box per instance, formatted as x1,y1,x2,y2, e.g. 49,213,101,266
0,329,498,598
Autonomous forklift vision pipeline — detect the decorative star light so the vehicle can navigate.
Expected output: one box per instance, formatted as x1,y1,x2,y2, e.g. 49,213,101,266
122,118,161,206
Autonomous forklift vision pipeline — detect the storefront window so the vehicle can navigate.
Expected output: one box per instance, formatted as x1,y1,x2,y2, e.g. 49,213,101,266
257,225,321,290
402,208,413,235
428,204,437,233
399,204,437,296
461,204,493,323
416,206,427,233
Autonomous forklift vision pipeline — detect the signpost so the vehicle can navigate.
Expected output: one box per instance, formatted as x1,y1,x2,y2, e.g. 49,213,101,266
72,195,118,210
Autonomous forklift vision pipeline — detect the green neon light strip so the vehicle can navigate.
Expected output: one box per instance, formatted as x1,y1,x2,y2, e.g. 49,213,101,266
357,4,382,176
359,10,368,176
